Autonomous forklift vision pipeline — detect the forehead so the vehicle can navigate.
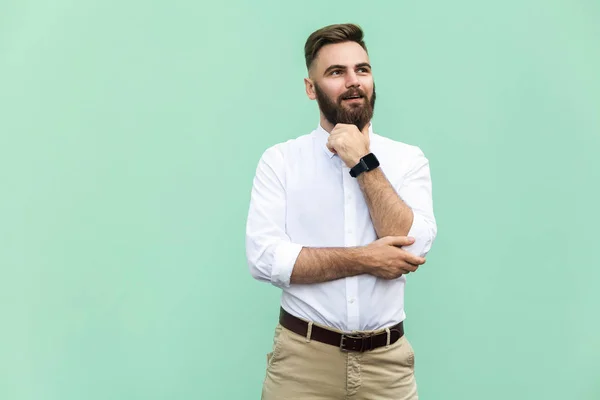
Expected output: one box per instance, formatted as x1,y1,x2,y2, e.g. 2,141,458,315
312,41,370,73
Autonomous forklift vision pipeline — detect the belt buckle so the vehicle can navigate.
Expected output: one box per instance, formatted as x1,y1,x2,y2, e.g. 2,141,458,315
340,334,350,352
340,332,373,352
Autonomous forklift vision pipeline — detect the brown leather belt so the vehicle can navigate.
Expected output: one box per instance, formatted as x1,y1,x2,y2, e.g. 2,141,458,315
279,307,404,352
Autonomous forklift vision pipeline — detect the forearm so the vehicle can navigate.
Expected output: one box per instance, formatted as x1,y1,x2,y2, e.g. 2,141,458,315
357,168,414,238
290,246,370,284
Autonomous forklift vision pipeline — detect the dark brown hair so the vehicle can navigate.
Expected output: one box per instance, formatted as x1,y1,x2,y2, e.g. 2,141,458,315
304,23,368,70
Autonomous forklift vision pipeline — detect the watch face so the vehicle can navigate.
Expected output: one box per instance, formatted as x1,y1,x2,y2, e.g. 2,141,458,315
349,153,379,177
363,153,379,169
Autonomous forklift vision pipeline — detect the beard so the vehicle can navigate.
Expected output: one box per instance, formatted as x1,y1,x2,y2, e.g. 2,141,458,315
314,82,376,132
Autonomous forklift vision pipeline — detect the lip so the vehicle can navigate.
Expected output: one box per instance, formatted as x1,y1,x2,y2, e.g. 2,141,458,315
343,97,364,102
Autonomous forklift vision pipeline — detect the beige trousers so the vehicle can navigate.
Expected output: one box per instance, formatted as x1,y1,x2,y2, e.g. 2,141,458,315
261,323,418,400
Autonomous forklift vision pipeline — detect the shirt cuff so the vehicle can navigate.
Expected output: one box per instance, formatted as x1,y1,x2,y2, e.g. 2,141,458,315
270,242,304,288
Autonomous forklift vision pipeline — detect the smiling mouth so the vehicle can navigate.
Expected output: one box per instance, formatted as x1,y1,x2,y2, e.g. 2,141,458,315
342,95,364,101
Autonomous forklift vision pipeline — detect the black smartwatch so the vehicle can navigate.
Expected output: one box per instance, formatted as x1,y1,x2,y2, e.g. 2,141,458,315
349,153,380,177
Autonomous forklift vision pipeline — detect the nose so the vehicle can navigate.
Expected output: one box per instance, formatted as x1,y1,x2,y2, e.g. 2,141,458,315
345,70,360,88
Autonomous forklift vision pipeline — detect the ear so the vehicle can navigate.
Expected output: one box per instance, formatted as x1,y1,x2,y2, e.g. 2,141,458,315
304,77,316,100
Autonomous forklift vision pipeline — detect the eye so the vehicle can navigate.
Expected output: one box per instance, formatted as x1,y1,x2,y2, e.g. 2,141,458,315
357,67,370,73
330,70,342,76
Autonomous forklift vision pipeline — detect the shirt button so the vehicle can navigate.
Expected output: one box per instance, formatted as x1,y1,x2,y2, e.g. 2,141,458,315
349,298,355,304
347,229,353,234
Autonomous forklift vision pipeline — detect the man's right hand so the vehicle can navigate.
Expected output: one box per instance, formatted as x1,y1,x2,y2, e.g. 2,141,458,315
363,236,426,279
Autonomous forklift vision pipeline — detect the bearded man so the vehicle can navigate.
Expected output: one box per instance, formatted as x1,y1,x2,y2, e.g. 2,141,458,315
245,23,437,400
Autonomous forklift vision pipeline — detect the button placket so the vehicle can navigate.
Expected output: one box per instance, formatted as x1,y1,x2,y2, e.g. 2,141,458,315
343,164,359,331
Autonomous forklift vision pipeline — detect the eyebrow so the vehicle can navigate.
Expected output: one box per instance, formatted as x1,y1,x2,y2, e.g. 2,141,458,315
323,63,372,76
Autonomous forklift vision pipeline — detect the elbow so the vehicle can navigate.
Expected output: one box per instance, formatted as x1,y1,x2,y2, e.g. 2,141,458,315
246,244,272,284
245,240,287,287
247,261,270,283
420,220,437,257
245,238,301,288
405,214,437,257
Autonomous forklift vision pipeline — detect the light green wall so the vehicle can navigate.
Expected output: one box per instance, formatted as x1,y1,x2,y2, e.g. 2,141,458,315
1,1,599,399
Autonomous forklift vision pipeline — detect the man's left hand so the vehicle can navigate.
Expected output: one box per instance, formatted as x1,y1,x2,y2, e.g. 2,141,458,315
326,124,370,168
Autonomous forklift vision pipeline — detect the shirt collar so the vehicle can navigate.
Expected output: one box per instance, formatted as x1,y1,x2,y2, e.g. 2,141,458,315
315,122,374,159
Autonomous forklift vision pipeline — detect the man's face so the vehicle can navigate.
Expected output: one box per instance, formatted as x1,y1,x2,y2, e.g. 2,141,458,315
305,41,376,131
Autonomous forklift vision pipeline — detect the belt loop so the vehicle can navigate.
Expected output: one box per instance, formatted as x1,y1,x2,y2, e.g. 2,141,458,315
385,327,391,348
305,321,313,343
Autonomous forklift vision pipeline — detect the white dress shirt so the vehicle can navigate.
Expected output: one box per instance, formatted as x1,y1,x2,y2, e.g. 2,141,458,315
245,123,437,332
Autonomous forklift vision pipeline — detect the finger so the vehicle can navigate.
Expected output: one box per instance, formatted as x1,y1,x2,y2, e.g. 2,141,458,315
329,131,345,140
384,270,406,279
333,123,351,129
406,254,426,265
401,262,419,273
327,139,339,151
330,126,344,135
386,236,415,247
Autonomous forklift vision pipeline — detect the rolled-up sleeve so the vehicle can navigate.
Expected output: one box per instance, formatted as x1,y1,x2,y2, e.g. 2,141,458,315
397,147,438,258
245,145,303,288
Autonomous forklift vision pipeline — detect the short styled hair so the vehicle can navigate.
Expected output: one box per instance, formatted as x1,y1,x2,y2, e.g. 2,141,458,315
304,23,368,71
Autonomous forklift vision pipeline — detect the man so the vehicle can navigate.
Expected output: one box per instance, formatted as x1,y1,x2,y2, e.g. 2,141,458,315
245,23,437,399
